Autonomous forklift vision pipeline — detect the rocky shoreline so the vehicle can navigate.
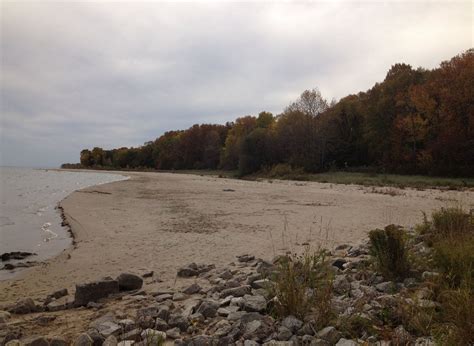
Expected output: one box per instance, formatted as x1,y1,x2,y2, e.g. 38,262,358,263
0,231,440,346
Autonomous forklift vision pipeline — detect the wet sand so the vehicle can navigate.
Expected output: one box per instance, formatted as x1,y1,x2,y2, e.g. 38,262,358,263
1,171,473,303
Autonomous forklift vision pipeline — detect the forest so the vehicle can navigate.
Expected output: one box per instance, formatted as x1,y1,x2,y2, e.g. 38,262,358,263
67,50,473,177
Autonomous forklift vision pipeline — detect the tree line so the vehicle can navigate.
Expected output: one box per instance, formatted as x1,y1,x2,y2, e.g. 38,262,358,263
67,50,473,177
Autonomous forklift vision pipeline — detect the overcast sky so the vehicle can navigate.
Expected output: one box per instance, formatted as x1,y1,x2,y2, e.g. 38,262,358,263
1,1,472,168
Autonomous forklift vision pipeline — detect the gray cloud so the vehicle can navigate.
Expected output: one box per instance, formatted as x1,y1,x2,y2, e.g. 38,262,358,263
1,1,471,167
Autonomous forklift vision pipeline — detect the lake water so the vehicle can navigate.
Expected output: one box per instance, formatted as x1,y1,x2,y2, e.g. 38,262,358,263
0,167,127,279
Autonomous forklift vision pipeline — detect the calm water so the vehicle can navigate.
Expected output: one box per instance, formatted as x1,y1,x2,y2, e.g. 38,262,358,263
0,167,127,279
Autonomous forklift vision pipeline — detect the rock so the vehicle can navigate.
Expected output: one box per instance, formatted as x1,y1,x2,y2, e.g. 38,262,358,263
168,313,189,331
392,325,411,345
242,294,267,312
214,320,233,337
173,292,186,301
177,267,199,277
102,336,118,346
74,279,119,306
74,333,93,346
46,296,71,312
333,275,351,295
118,319,135,332
166,327,181,339
183,283,201,295
154,317,169,331
414,337,435,346
282,315,303,333
251,279,271,289
219,269,234,280
141,329,166,344
50,337,68,346
177,263,215,277
297,323,315,336
189,312,205,323
86,329,104,346
156,293,173,302
117,273,143,291
422,271,439,280
220,285,251,298
336,339,358,346
142,271,154,278
375,281,395,293
317,327,341,344
403,277,418,288
238,254,255,263
263,341,294,346
120,328,141,342
196,299,219,318
22,336,49,346
45,288,68,304
277,326,293,341
256,261,274,275
5,341,21,346
332,258,347,270
9,298,38,314
228,311,247,321
0,310,11,323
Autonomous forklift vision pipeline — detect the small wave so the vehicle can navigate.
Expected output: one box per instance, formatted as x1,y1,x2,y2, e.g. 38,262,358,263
41,222,58,242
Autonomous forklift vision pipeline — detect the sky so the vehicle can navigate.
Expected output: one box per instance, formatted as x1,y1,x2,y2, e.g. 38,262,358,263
0,1,472,168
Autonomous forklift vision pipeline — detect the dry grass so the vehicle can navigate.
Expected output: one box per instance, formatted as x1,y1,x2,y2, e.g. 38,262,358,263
369,225,410,280
270,249,334,327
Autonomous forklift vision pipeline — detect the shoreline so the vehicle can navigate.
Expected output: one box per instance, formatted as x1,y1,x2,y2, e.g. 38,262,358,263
1,171,473,304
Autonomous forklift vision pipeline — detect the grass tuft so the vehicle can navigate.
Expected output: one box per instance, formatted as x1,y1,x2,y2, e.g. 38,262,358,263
369,225,410,280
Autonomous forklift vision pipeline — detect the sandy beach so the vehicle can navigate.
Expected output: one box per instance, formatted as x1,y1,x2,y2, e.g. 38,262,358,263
1,171,473,304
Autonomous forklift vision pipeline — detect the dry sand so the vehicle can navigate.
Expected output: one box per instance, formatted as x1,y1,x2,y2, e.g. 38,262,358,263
1,171,473,304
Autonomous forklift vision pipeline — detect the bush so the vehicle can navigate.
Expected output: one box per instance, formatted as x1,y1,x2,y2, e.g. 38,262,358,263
369,225,410,280
270,249,334,326
430,207,473,239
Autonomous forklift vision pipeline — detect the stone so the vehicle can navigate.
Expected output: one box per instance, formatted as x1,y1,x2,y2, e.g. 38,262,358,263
392,325,411,345
102,336,118,346
336,339,358,346
45,288,68,304
142,271,154,278
74,333,93,346
282,315,303,333
242,294,267,312
422,271,439,280
297,323,315,336
414,337,435,346
22,336,49,346
332,258,347,270
166,327,181,339
333,275,351,295
251,279,271,289
50,337,68,346
156,293,173,302
219,269,234,280
196,299,219,318
220,285,251,298
228,311,247,321
277,326,293,341
74,279,119,306
317,326,341,344
120,328,141,342
168,313,189,332
375,281,395,293
116,273,143,291
263,342,294,346
238,254,255,263
0,310,11,323
155,318,169,331
5,341,21,346
141,329,166,344
86,302,103,309
214,320,233,337
9,298,37,314
256,261,274,275
46,297,70,312
173,292,186,301
183,283,202,295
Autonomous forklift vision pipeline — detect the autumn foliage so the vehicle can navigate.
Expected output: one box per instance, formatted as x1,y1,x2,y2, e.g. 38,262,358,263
76,50,473,177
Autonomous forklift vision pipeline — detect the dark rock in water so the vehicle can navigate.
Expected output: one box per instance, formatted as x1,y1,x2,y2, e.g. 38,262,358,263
116,273,143,291
1,252,36,262
74,279,119,306
9,298,38,314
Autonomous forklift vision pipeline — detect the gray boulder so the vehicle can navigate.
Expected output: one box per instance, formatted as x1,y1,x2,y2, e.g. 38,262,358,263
241,294,267,312
317,326,341,344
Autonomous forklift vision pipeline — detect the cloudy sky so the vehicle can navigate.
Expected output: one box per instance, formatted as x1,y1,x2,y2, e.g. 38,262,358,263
1,1,472,168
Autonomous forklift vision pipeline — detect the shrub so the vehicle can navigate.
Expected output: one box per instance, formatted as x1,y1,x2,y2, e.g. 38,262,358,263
431,207,473,239
270,249,334,326
369,225,410,280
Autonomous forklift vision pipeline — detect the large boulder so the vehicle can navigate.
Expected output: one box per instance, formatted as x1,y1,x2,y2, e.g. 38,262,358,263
74,279,119,306
116,273,143,291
